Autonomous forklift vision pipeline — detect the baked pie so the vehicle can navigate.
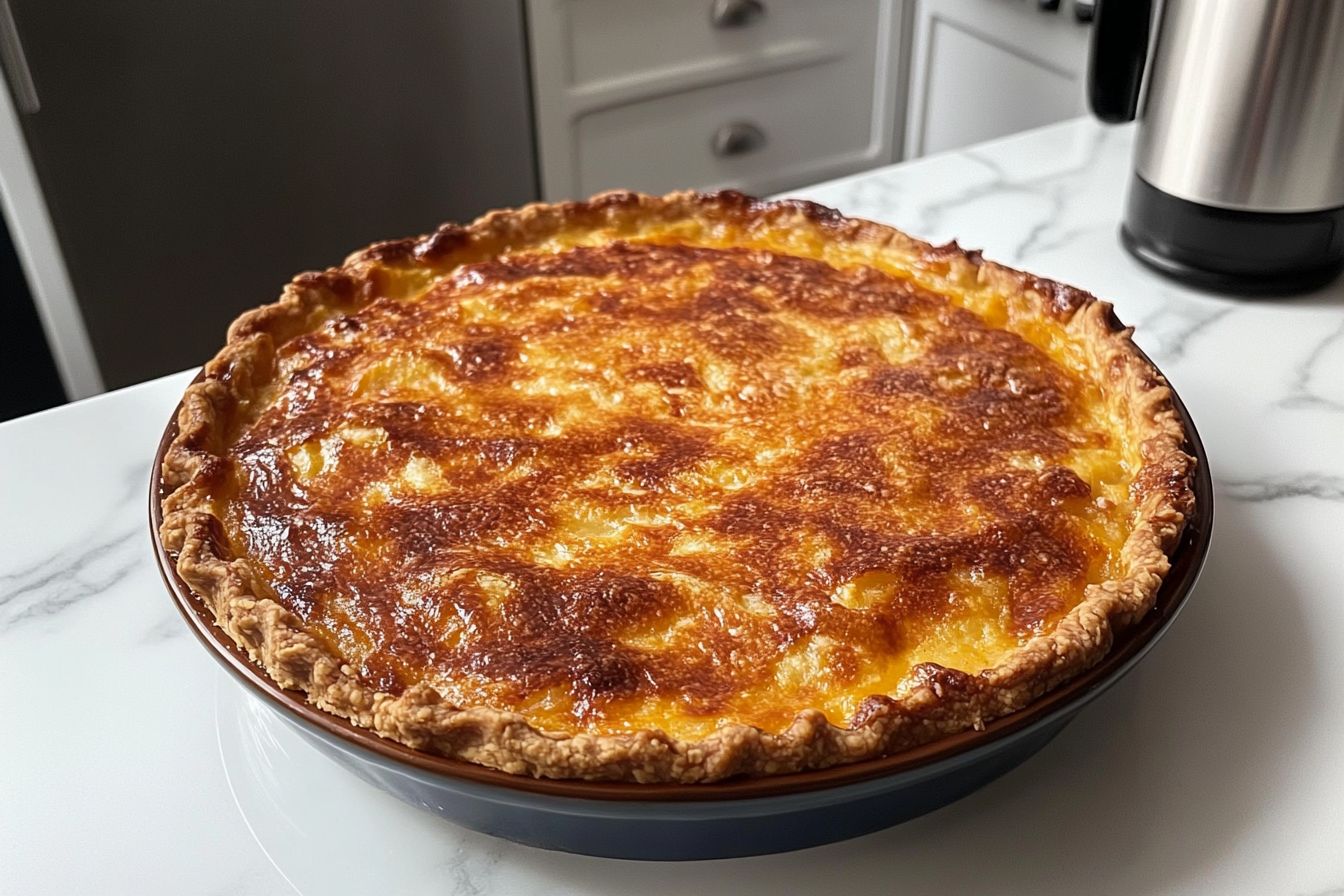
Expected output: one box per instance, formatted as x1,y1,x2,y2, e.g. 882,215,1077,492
159,191,1194,782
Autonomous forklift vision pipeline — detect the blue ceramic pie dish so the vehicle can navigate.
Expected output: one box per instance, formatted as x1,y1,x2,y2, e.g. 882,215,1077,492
152,377,1212,861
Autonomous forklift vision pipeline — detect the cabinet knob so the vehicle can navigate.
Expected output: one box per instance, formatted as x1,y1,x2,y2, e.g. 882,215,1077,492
711,121,766,158
710,0,765,29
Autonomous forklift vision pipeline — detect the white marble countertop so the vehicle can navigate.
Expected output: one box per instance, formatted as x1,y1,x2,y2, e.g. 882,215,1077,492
4,119,1342,895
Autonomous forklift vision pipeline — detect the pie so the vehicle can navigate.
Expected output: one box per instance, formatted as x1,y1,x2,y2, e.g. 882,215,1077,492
159,191,1194,783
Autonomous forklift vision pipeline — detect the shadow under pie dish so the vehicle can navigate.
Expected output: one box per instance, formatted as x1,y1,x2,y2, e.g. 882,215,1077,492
155,191,1198,809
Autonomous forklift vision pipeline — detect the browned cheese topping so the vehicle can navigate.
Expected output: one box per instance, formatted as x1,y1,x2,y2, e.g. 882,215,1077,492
221,240,1133,738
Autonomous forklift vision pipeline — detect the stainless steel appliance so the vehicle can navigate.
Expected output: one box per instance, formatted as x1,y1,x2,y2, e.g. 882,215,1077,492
1088,0,1344,293
0,1,536,389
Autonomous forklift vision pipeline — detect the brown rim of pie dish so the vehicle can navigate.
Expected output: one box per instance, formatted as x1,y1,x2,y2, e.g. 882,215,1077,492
152,360,1211,803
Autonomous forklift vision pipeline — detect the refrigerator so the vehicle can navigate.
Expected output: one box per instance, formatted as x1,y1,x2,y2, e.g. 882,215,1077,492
0,0,538,392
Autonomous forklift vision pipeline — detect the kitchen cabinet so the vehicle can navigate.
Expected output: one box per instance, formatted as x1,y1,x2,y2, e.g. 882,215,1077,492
527,0,911,199
904,0,1090,158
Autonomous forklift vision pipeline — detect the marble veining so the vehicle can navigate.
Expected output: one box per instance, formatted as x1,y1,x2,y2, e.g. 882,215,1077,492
1218,474,1344,503
1279,318,1344,412
3,120,1343,896
435,843,506,896
1127,298,1236,363
0,526,139,624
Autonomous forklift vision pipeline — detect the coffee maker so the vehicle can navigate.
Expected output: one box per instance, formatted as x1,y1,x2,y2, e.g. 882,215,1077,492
1089,0,1344,294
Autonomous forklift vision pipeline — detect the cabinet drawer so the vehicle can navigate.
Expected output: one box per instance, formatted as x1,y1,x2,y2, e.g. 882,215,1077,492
529,0,908,199
572,62,876,197
540,0,881,90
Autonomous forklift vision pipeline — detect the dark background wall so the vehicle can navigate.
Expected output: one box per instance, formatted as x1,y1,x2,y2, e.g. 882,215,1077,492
1,219,65,421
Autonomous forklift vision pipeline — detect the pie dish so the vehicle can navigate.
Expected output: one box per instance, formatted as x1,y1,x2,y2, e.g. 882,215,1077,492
152,381,1210,859
158,190,1195,784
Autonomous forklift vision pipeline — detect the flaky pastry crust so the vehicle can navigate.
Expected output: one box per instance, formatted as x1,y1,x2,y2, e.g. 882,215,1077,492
158,191,1194,782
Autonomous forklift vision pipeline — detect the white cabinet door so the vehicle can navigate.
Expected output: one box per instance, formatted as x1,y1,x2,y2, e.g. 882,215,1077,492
905,0,1091,159
529,0,909,200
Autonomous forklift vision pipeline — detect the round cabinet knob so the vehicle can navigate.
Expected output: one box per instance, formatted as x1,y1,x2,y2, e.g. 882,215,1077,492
711,121,766,158
710,0,765,29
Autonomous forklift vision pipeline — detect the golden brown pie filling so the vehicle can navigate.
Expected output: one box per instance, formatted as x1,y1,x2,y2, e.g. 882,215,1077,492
219,233,1135,741
163,192,1191,780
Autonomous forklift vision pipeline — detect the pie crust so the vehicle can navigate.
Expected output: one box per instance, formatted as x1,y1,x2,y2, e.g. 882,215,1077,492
159,191,1194,783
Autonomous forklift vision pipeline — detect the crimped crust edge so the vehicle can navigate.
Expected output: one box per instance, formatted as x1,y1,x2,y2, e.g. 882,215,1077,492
158,190,1194,783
